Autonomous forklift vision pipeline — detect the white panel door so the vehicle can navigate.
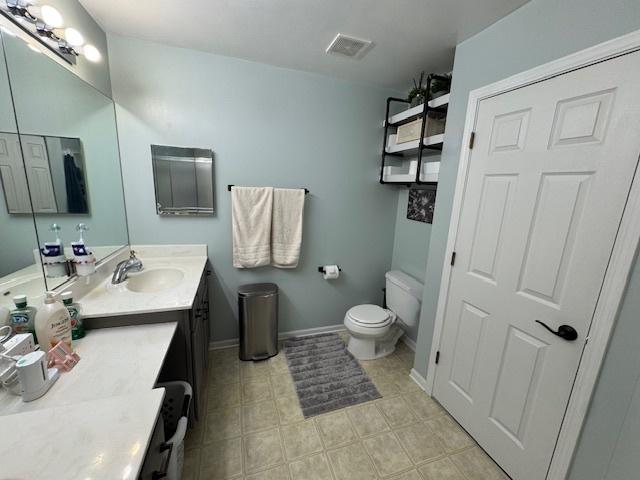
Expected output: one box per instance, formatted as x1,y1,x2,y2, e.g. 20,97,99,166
433,51,640,480
0,132,31,214
20,135,57,213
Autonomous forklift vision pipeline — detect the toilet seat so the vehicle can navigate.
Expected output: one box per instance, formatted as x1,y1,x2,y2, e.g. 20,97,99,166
346,304,394,328
343,304,400,360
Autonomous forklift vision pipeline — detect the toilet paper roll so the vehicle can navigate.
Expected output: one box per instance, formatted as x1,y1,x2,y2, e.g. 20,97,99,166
323,265,340,280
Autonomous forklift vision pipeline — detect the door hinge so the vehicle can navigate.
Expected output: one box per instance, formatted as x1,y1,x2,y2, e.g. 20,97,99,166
450,251,456,266
435,351,440,364
469,131,476,149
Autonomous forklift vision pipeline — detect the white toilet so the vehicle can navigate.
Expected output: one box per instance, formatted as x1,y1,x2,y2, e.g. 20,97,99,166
344,270,423,360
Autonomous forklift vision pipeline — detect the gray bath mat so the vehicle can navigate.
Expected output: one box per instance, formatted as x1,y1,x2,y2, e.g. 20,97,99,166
283,332,381,418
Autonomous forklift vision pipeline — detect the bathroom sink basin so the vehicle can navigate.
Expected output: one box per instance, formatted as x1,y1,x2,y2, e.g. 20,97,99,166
125,268,184,293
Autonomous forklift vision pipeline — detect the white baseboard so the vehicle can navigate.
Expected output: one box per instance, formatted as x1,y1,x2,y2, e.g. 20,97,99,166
280,324,347,340
410,368,429,392
401,335,416,352
209,324,347,351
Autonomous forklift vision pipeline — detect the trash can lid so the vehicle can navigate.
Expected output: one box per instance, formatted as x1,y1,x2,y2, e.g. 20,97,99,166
238,283,278,296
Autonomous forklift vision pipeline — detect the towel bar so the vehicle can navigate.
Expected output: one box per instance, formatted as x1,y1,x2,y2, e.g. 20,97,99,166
227,185,309,194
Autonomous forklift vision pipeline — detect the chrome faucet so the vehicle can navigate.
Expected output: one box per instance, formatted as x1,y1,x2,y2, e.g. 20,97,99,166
112,250,143,284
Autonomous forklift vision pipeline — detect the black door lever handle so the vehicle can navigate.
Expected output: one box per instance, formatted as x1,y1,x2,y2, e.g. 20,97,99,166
535,320,578,341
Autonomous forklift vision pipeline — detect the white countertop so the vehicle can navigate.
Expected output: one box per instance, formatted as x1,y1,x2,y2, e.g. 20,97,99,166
0,389,165,480
0,263,46,309
0,244,207,479
0,322,177,416
0,323,177,480
79,247,208,319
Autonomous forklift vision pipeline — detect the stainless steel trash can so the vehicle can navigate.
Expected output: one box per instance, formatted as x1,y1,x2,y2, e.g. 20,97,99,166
238,283,279,361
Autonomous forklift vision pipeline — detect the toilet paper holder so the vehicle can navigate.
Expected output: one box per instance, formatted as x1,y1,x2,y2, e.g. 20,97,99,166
318,266,341,273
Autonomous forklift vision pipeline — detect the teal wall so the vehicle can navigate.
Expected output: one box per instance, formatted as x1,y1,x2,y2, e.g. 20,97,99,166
408,0,640,477
108,34,399,342
391,187,432,341
40,0,111,96
569,255,640,479
391,189,431,284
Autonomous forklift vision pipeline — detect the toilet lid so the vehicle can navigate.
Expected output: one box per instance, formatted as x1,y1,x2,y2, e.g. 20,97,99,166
348,304,390,325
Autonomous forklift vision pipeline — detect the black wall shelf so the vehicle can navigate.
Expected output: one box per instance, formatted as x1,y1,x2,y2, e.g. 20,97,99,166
380,73,451,186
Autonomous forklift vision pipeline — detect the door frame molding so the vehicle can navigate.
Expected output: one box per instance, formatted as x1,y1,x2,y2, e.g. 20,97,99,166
425,29,640,479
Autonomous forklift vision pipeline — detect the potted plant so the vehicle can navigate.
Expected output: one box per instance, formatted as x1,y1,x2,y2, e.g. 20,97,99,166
407,71,428,108
407,72,452,107
430,74,451,99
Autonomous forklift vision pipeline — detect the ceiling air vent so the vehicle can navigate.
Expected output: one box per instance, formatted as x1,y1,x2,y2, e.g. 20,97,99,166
326,33,373,59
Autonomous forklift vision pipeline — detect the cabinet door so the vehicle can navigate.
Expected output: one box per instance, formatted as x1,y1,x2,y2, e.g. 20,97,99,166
138,414,167,480
190,310,205,420
201,272,210,370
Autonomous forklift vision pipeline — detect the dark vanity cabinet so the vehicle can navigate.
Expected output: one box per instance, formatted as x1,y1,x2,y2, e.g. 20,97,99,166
185,269,210,418
156,268,210,420
84,268,211,422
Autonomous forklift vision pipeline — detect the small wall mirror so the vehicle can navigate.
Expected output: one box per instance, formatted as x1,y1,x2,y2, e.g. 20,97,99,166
151,144,214,216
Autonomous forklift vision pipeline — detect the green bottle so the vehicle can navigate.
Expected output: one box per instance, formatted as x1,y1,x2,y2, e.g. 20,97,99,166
61,291,84,340
10,295,37,338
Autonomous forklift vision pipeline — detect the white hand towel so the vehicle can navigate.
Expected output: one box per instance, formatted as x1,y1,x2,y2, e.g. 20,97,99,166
271,188,305,268
232,186,273,268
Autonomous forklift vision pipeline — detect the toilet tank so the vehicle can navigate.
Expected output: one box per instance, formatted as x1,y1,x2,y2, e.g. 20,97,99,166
385,270,423,327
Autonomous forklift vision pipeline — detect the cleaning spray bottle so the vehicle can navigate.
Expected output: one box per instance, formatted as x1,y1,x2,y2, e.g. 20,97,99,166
35,292,73,353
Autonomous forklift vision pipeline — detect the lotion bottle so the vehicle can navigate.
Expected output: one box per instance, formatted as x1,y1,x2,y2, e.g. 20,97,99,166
35,292,73,353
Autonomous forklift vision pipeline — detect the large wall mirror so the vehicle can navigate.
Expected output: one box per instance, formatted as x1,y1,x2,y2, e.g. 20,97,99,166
0,26,129,308
0,30,42,311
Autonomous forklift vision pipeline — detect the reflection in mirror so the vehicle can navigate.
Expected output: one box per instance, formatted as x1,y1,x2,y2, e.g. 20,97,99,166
151,145,214,216
0,33,44,314
0,132,29,214
2,31,129,291
1,135,89,214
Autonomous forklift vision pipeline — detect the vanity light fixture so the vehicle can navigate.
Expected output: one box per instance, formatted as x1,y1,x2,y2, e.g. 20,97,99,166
83,43,101,62
1,0,101,64
63,26,83,46
39,4,62,27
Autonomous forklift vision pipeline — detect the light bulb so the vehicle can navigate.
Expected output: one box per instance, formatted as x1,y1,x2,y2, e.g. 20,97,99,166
41,5,63,28
83,44,101,63
64,27,84,47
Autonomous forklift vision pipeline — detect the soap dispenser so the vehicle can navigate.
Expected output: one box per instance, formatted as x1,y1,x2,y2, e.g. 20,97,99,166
71,223,96,276
40,224,68,278
16,350,59,402
35,292,72,354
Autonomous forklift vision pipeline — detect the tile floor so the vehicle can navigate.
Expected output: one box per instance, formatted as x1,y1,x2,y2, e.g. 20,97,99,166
183,333,509,480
